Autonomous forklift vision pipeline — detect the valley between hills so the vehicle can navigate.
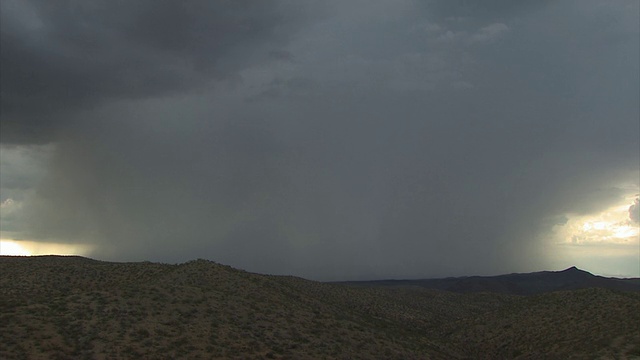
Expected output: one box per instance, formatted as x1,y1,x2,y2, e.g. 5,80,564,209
1,256,639,359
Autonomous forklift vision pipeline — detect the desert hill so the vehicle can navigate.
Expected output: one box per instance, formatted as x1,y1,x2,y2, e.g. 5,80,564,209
1,256,639,359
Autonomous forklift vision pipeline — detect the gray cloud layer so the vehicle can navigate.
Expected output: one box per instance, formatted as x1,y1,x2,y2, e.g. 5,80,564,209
1,0,638,279
1,0,313,143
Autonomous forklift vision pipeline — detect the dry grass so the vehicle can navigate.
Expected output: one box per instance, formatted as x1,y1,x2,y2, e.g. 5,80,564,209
1,256,638,359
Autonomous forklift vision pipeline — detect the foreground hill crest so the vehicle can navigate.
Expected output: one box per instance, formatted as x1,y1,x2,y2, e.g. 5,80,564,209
1,256,639,359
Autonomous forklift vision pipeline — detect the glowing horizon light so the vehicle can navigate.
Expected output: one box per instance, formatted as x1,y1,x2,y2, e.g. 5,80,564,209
0,239,92,257
613,225,639,239
0,240,31,256
560,196,640,246
550,193,640,278
592,221,608,230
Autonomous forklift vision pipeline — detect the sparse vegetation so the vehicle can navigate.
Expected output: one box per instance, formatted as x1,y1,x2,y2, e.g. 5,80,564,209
1,255,638,359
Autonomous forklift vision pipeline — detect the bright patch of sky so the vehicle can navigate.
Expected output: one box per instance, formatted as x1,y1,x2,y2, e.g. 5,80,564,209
550,192,640,277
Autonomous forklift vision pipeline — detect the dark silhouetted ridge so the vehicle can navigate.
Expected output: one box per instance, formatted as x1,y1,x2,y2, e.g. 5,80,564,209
340,266,640,295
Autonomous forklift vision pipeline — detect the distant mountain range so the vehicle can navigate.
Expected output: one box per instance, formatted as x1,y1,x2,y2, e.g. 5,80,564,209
339,266,640,295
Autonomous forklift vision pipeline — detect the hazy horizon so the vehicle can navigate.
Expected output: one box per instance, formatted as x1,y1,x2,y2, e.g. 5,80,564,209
0,245,637,282
1,0,639,281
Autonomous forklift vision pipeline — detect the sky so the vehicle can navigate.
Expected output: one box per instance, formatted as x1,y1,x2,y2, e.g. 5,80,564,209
1,0,638,280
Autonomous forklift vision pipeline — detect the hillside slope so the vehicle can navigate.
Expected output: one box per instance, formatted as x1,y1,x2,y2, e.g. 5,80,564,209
0,256,447,359
1,256,639,359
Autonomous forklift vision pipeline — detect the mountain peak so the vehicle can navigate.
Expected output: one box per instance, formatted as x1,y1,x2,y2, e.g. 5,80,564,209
555,266,597,280
558,266,583,273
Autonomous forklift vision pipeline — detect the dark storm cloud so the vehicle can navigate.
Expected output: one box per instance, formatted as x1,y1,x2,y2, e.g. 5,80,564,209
3,0,639,279
0,0,312,143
